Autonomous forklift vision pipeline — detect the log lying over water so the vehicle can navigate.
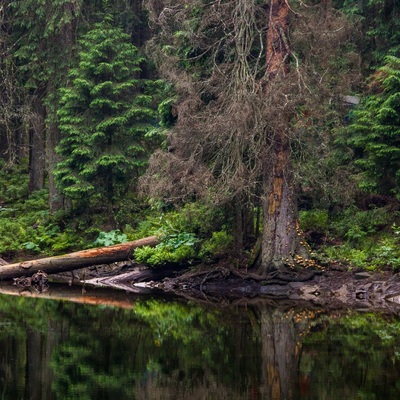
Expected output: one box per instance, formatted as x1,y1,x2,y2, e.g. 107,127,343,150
0,236,159,280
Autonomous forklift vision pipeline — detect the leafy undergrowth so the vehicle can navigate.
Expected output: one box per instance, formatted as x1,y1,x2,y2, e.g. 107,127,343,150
0,166,233,265
130,204,233,267
2,160,399,271
300,206,400,271
0,188,86,260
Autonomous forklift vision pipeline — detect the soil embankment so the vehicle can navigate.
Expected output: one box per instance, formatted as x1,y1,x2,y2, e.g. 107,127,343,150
78,263,400,313
5,255,400,312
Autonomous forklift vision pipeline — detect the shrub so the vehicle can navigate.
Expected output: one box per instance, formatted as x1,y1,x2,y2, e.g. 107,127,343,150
199,230,234,259
134,232,199,266
299,210,329,232
330,206,390,244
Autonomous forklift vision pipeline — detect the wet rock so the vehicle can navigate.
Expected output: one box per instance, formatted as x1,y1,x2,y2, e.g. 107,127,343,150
354,272,372,280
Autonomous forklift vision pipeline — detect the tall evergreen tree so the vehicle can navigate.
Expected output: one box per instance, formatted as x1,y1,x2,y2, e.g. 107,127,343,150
345,55,400,198
55,17,156,214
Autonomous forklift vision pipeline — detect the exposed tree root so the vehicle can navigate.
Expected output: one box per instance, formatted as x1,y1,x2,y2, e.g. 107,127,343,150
161,262,321,297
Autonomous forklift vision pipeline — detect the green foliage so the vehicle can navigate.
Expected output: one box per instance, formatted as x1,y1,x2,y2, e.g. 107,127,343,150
157,92,178,129
134,233,198,266
0,167,88,256
129,202,231,266
9,0,78,86
337,0,400,63
370,224,400,269
322,243,370,268
299,210,329,232
330,206,389,244
199,231,234,259
93,230,128,247
0,160,29,202
322,223,400,270
54,16,158,211
128,202,226,240
344,55,400,198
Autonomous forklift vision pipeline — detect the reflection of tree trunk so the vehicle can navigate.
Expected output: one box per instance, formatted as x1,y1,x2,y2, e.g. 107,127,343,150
257,305,302,400
25,329,43,399
25,321,61,399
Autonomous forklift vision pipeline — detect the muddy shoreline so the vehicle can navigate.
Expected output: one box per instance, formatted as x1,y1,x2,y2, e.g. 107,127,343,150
5,255,400,312
158,269,400,311
63,262,400,313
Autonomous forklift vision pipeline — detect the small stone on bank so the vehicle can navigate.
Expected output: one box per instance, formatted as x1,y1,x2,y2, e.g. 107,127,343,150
354,272,371,280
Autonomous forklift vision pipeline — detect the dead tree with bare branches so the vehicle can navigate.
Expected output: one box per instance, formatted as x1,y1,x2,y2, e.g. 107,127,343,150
141,0,360,274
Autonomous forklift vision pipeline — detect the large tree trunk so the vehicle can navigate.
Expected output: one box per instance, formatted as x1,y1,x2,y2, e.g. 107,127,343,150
46,114,64,212
261,145,305,270
28,93,46,193
47,1,77,213
259,0,308,273
0,236,159,280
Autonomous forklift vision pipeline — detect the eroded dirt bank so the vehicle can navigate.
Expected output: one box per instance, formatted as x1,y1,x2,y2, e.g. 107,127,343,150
8,258,400,313
74,262,400,313
169,269,400,311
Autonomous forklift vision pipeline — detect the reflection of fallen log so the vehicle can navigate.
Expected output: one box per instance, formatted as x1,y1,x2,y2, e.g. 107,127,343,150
0,236,159,280
0,281,149,309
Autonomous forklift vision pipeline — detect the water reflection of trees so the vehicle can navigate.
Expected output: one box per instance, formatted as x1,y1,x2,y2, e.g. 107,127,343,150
133,299,260,399
1,293,400,399
300,312,400,399
249,301,320,400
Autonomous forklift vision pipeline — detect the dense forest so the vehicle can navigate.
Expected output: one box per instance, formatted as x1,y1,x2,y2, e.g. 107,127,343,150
0,0,399,274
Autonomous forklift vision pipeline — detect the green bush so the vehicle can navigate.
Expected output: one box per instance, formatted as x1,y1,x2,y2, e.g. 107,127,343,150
128,202,226,240
322,244,369,268
321,224,400,270
369,225,400,269
134,244,196,266
199,230,234,259
0,185,90,257
134,232,199,266
299,210,329,232
0,219,31,253
330,206,390,244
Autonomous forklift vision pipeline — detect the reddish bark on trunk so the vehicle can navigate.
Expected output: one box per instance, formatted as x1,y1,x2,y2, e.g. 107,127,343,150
260,0,308,273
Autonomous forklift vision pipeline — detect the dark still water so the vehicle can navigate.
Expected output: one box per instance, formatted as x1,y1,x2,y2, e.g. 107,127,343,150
0,287,400,399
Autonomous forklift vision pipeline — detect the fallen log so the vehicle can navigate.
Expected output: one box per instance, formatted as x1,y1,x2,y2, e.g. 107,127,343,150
0,236,159,280
0,257,8,266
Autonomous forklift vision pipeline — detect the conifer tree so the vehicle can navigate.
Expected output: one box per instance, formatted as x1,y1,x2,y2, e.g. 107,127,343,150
346,55,400,198
55,16,156,213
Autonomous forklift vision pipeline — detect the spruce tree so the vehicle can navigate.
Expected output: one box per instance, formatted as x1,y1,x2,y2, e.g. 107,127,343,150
55,17,156,212
346,55,400,198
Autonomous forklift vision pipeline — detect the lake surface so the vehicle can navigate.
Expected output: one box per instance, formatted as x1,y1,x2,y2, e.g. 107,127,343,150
1,285,400,399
